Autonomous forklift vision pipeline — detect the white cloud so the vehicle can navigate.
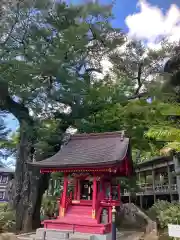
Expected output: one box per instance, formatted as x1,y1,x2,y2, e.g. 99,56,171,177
94,58,113,79
125,0,180,47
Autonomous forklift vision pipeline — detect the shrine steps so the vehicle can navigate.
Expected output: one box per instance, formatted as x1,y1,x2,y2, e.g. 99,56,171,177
43,205,111,234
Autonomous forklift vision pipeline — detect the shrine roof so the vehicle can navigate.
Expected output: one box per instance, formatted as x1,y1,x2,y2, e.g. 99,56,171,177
31,131,130,169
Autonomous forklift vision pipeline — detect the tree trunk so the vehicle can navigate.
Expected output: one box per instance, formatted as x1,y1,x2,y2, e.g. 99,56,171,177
0,87,52,232
14,121,49,232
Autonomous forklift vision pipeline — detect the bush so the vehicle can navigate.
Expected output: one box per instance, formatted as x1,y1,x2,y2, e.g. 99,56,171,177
0,202,9,211
158,204,180,229
41,195,58,220
147,200,171,220
0,203,15,232
147,200,180,229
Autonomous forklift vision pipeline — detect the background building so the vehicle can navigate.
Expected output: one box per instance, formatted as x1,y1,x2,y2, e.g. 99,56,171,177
0,161,14,202
121,156,179,209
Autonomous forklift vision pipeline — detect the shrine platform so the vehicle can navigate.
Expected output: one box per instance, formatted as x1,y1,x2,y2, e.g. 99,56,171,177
43,204,111,234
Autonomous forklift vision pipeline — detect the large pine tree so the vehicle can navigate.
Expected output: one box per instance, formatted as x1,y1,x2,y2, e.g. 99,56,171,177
0,0,125,231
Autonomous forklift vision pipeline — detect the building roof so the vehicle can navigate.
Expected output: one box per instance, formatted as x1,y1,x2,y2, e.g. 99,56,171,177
0,160,14,173
136,155,172,168
0,167,14,173
31,131,130,169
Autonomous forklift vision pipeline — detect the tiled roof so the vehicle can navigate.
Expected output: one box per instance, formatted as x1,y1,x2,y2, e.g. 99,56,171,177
0,167,14,173
136,156,172,168
31,131,130,168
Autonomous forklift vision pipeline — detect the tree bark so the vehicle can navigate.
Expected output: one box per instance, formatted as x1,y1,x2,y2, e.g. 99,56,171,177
0,86,49,232
13,119,49,232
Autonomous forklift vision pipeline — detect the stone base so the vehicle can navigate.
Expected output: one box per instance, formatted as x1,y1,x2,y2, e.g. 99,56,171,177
35,228,70,240
90,233,112,240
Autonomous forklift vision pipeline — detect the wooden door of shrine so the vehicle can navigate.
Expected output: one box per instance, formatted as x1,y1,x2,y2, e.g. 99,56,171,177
80,180,93,200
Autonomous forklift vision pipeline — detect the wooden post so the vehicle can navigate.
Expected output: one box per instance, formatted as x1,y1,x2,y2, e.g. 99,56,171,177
59,173,68,217
92,176,97,219
167,163,173,202
128,194,131,203
138,171,141,183
140,195,143,209
152,168,156,203
144,172,147,184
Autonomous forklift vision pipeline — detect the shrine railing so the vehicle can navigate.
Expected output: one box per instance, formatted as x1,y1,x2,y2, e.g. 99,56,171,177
96,192,104,223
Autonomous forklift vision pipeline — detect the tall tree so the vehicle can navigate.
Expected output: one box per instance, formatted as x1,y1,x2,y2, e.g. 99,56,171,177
146,43,180,153
0,0,124,231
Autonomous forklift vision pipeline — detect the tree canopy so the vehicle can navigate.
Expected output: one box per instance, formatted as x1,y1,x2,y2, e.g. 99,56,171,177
0,0,179,231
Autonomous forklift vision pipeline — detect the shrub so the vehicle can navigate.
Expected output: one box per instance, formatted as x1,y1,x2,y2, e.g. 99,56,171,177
0,203,15,232
0,203,8,212
158,204,180,229
41,195,58,220
147,200,180,229
147,200,171,220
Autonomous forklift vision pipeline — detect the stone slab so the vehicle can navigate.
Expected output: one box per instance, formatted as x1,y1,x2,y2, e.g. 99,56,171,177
116,230,144,240
36,228,46,239
69,233,92,240
35,228,70,240
90,233,112,240
46,229,69,240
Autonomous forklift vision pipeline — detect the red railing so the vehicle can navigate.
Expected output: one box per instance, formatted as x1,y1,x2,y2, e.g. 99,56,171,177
96,191,104,223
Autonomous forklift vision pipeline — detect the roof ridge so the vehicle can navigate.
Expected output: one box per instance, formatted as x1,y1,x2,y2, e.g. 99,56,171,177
71,131,126,140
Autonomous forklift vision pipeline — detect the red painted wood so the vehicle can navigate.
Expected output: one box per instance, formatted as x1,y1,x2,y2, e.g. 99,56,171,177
59,173,68,217
43,219,111,234
108,207,112,223
77,179,80,200
92,177,97,216
74,179,78,200
43,203,112,234
40,155,132,176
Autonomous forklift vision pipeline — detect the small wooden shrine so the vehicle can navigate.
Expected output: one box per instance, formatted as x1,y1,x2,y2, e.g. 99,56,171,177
32,131,133,234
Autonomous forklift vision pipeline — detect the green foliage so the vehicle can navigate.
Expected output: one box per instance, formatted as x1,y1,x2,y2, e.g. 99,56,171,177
158,204,180,229
1,0,180,231
41,195,58,220
0,203,15,232
147,200,180,229
146,103,180,152
0,117,10,158
0,0,177,164
77,99,166,160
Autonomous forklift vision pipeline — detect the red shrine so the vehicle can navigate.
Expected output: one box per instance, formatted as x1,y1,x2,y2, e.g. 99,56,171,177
32,131,133,234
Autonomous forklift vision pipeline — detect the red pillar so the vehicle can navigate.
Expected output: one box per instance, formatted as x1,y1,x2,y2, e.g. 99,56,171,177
74,178,78,200
92,176,97,219
77,179,81,200
101,179,106,199
109,182,112,200
109,207,112,222
59,173,68,217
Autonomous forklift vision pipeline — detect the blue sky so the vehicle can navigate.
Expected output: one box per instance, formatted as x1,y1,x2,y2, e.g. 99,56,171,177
5,0,180,132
